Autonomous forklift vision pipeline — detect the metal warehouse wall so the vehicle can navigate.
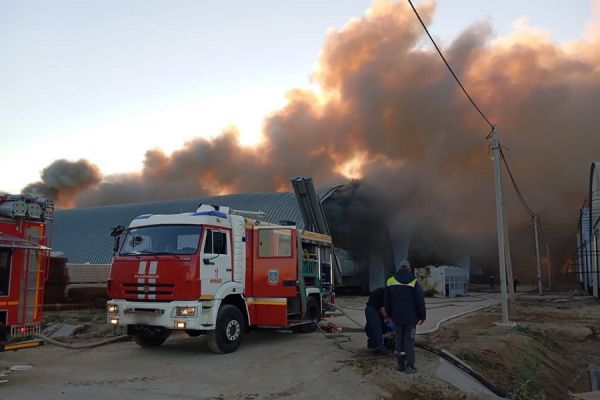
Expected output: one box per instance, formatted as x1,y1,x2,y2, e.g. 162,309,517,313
51,189,340,265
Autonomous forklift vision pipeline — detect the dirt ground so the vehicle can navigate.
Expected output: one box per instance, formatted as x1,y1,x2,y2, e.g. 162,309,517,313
422,293,600,400
11,292,599,400
36,307,493,400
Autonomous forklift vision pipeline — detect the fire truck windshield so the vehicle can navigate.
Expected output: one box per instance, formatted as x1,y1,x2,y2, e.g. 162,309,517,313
119,225,202,256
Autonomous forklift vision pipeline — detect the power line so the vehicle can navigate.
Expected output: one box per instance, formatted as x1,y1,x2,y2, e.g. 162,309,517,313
407,1,552,276
499,147,535,217
406,0,494,130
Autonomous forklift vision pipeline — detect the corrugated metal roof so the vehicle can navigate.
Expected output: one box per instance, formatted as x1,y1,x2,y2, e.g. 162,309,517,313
52,188,340,264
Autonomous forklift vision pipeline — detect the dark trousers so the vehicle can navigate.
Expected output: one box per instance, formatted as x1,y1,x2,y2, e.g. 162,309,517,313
395,324,416,368
364,304,385,351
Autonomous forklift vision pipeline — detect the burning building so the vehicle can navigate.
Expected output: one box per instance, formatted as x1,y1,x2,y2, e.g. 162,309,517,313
20,0,600,288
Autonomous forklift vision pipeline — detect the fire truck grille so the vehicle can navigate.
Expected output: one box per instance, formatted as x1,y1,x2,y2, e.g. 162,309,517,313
123,283,175,296
11,322,41,338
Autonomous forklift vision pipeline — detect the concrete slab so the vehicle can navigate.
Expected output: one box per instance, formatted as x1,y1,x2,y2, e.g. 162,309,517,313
572,392,600,400
436,357,503,399
43,323,85,339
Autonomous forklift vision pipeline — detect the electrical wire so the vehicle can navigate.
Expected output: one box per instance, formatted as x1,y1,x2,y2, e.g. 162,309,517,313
499,147,535,217
406,0,536,218
406,0,558,281
406,0,540,220
407,0,494,130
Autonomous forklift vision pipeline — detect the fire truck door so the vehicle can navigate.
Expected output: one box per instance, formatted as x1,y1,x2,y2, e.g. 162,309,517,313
252,227,297,298
200,229,232,296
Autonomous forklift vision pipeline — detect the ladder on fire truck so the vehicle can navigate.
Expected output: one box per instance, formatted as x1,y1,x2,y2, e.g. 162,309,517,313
18,234,50,337
291,177,343,286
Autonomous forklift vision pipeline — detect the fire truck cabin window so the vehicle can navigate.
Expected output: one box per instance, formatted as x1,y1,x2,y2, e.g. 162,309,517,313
204,230,227,255
258,229,292,257
0,249,10,296
120,225,201,255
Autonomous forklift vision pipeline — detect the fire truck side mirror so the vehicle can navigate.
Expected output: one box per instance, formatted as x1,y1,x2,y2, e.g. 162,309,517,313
113,237,121,254
110,225,125,254
110,225,125,237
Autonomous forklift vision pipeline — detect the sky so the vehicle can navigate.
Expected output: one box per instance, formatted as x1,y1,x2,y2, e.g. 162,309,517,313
0,0,594,194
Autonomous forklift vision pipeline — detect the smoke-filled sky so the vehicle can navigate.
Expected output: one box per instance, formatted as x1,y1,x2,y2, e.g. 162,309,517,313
3,0,600,273
0,0,593,194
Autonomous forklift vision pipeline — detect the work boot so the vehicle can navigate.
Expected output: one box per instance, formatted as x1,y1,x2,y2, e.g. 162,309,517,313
374,347,390,356
404,366,418,374
396,364,406,372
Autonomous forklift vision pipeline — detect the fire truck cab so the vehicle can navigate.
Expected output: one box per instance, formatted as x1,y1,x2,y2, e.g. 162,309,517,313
107,204,335,353
0,195,52,352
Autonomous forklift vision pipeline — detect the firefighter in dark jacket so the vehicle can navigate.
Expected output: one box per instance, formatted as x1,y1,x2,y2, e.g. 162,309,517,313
384,260,426,373
364,287,389,355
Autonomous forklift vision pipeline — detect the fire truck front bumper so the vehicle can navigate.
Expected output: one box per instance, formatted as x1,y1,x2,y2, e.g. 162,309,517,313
106,300,216,331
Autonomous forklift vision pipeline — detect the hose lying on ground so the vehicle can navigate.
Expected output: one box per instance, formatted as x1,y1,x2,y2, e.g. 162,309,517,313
310,304,368,353
330,304,365,329
417,303,496,335
33,333,130,349
416,342,507,398
327,303,507,398
315,323,356,353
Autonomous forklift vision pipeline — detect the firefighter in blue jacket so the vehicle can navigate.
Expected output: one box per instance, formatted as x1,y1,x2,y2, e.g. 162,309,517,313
384,260,426,373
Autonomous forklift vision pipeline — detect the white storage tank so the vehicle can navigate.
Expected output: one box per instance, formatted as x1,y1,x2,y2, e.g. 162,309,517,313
414,265,469,297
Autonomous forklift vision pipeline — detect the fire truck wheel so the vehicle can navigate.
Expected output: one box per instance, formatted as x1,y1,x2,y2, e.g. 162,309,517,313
207,304,244,354
298,296,320,333
134,333,169,348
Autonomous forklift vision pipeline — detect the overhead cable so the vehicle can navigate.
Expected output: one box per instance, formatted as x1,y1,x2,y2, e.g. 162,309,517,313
499,148,535,217
407,0,543,226
407,0,494,130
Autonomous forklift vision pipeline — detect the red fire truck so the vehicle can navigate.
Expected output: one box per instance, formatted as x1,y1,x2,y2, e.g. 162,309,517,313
0,195,53,352
106,204,335,353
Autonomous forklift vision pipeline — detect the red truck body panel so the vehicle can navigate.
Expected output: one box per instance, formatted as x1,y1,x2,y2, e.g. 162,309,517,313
250,229,298,298
1,196,53,351
107,255,200,302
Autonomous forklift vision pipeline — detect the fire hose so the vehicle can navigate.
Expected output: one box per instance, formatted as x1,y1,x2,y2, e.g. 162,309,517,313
416,342,507,398
325,303,507,398
33,333,130,349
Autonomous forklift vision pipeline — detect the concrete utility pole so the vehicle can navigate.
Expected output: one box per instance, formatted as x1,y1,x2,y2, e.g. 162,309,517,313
533,215,543,295
546,242,552,289
503,215,515,297
490,127,510,325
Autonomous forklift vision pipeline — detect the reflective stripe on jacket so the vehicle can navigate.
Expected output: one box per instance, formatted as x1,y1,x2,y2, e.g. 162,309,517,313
384,271,426,326
387,276,417,287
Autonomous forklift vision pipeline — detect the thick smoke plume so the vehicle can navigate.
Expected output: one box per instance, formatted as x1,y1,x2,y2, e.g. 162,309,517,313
23,0,600,278
22,159,102,208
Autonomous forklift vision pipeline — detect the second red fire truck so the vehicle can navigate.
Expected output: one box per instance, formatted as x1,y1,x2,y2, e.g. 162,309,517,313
0,195,53,352
107,204,335,353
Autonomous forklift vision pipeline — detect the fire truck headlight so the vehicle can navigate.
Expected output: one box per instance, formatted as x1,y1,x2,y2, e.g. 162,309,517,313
175,306,197,317
175,321,186,329
109,317,119,325
107,304,120,314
